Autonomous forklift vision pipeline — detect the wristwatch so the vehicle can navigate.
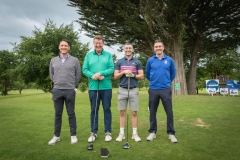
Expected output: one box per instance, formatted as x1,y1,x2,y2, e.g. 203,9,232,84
134,74,136,78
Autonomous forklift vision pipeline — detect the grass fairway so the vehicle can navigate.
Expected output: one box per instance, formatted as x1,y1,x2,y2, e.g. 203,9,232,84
0,89,240,160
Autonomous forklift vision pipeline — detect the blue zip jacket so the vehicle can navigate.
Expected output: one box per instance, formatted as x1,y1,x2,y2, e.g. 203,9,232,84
146,54,176,90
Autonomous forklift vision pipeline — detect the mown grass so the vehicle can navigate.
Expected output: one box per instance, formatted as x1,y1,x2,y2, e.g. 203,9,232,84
0,89,240,160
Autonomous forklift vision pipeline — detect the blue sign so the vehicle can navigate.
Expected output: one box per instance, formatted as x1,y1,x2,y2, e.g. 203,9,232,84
206,80,219,92
226,80,240,90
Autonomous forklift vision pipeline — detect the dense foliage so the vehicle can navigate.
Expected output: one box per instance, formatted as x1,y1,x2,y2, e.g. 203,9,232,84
15,20,89,92
69,0,240,94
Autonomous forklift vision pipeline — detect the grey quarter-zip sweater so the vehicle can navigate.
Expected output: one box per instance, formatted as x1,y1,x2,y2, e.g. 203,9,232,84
49,54,81,89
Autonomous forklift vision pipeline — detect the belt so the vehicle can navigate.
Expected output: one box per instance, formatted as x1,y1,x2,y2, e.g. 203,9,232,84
120,86,137,89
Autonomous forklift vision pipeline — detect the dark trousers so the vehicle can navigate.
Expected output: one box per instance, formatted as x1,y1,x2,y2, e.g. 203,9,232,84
88,89,112,134
148,88,175,135
52,88,76,137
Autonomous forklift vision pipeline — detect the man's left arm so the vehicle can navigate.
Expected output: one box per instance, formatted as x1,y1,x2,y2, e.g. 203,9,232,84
133,60,144,80
170,59,176,82
135,69,144,80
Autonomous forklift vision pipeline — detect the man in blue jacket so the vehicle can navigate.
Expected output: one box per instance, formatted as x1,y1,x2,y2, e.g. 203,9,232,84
145,40,177,143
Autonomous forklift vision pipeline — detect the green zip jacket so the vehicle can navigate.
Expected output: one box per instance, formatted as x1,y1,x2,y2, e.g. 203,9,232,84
82,49,114,90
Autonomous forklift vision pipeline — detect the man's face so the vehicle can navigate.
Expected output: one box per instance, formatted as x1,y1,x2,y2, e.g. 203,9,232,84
94,39,104,53
154,42,164,55
124,44,133,56
59,41,70,54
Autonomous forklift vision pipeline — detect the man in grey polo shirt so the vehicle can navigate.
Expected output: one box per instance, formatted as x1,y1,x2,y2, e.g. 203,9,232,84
114,43,144,142
48,39,81,145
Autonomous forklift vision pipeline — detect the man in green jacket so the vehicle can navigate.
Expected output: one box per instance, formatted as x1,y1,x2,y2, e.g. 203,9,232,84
83,35,114,142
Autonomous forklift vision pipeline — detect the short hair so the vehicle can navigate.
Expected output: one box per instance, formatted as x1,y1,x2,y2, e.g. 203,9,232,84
93,35,104,43
59,39,70,46
124,42,133,47
154,40,164,47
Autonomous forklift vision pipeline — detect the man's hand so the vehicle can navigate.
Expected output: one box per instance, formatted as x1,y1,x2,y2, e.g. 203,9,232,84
98,76,105,80
92,72,101,80
125,73,134,77
124,70,134,77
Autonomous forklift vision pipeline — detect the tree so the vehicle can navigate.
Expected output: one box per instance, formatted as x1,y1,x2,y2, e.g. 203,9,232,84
0,50,17,96
68,0,154,55
135,54,148,72
16,20,89,92
144,78,150,90
12,80,26,95
69,0,240,95
112,78,119,88
138,79,144,90
112,53,117,63
69,0,189,94
204,49,240,79
79,82,87,93
184,0,240,94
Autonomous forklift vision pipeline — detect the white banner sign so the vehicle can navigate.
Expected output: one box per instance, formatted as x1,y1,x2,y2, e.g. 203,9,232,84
229,89,238,95
220,88,228,95
206,79,219,93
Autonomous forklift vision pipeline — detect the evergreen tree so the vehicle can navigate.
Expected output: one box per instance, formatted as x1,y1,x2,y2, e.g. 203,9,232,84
69,0,240,95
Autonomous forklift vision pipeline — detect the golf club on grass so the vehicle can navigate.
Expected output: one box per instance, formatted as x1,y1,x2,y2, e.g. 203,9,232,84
122,76,130,149
87,80,99,150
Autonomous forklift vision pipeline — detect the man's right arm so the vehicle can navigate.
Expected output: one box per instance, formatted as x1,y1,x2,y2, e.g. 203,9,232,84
145,59,151,81
114,70,126,80
49,59,53,81
82,54,94,78
114,60,127,80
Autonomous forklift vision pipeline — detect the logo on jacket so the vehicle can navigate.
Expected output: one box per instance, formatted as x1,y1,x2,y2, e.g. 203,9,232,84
164,60,168,64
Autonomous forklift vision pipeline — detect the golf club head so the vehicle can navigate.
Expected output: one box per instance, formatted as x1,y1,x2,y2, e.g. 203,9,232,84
87,144,93,150
122,142,130,149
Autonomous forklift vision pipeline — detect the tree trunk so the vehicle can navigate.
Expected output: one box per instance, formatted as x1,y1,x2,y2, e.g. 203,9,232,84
171,39,188,95
187,36,200,95
3,79,9,96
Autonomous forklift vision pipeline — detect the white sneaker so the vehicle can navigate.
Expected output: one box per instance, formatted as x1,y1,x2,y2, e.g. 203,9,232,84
169,134,177,143
146,133,156,141
88,132,97,142
48,136,60,145
116,134,125,142
105,132,112,142
71,136,78,144
132,134,141,142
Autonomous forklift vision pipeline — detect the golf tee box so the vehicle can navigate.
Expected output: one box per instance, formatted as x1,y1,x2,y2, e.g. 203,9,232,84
100,148,109,158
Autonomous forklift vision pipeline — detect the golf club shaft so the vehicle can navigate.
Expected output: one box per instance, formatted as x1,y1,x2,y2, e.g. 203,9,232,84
127,77,130,143
92,80,100,141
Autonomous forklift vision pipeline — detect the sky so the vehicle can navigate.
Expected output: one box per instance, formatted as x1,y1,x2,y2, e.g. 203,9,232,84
0,0,124,58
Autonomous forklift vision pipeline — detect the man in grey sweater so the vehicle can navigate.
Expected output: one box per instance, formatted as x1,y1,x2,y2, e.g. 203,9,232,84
48,39,81,145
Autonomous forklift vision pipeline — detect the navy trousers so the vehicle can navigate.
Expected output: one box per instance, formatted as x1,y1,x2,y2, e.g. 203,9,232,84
88,89,112,134
52,88,76,137
148,88,175,135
